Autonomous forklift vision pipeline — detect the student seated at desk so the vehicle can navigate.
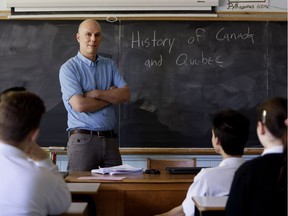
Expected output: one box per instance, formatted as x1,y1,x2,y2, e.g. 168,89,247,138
226,97,287,216
155,109,250,216
0,91,71,216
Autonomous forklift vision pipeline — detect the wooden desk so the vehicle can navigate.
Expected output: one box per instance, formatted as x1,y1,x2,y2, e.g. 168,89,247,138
61,202,88,216
67,183,100,195
65,171,195,216
67,183,100,216
192,196,227,216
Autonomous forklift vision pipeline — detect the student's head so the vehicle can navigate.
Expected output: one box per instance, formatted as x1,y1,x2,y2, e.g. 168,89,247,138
0,86,26,95
0,86,26,101
257,97,287,147
77,19,102,61
0,91,45,146
212,109,250,156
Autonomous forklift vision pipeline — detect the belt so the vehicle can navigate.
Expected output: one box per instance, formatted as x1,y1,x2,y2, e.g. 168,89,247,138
69,129,116,138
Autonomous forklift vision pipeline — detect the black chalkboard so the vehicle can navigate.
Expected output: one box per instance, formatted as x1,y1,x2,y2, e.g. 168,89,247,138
118,21,287,148
0,20,286,148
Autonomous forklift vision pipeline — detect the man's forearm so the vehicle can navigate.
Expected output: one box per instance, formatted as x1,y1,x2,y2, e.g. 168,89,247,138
69,95,110,113
85,86,131,104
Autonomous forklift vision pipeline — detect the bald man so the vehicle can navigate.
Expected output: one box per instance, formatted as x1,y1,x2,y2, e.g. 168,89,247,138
59,19,130,172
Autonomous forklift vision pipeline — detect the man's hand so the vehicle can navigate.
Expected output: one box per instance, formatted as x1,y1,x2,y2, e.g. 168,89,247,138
110,85,117,90
84,85,117,98
84,85,130,104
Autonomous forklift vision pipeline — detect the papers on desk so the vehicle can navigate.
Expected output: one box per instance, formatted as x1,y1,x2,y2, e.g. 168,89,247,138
78,176,125,181
91,164,143,175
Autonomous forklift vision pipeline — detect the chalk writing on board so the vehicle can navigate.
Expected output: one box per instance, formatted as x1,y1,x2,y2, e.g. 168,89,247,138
130,26,255,69
120,21,287,148
131,31,175,53
215,27,255,43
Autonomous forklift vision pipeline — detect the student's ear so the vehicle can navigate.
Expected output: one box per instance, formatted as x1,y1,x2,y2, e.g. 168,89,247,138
214,136,221,146
31,128,40,142
284,118,288,127
257,121,265,135
214,137,223,154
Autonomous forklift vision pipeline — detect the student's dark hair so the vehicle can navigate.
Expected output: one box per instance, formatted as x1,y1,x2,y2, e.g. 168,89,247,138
0,87,26,102
257,97,287,192
212,109,250,156
257,97,287,146
0,91,45,144
0,86,26,95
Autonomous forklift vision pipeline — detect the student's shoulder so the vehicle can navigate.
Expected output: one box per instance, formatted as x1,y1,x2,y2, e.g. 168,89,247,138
241,153,282,168
34,167,65,186
195,166,222,179
234,155,277,176
21,162,59,184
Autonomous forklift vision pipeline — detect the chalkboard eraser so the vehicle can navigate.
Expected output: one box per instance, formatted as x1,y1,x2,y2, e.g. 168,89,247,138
48,146,66,150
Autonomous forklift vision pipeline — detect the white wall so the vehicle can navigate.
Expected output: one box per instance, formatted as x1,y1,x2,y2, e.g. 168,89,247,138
1,0,287,12
217,0,287,12
0,0,7,10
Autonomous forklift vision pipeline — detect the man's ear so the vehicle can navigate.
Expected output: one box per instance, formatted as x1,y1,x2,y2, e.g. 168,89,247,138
76,33,80,43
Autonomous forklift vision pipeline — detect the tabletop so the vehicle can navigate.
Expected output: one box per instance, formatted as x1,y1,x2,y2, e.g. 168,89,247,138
67,183,100,195
192,196,228,211
65,171,195,183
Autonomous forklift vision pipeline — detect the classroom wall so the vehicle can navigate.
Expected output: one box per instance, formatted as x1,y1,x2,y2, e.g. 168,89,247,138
0,0,287,12
56,154,259,172
216,0,287,12
0,1,7,10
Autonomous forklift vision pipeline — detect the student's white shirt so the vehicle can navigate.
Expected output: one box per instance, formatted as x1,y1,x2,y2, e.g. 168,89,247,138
182,157,245,216
0,142,71,216
261,145,284,155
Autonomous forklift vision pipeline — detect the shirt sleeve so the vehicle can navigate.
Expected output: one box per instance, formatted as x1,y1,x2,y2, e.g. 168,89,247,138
42,173,72,215
59,61,83,102
111,60,127,88
182,170,209,216
34,157,59,172
34,158,72,215
46,176,72,215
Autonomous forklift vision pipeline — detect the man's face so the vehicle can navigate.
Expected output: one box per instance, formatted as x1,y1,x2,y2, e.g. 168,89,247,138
77,21,102,60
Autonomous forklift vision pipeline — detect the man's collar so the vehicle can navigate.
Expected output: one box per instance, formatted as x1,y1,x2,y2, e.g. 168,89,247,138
77,52,99,66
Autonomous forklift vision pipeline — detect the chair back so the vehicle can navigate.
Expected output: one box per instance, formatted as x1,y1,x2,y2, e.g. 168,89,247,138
146,158,197,172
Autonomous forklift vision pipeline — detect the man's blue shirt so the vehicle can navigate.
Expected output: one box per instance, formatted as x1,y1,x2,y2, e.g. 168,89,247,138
59,52,127,131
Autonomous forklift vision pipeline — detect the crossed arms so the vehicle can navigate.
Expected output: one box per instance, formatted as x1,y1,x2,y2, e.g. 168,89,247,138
69,85,130,113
